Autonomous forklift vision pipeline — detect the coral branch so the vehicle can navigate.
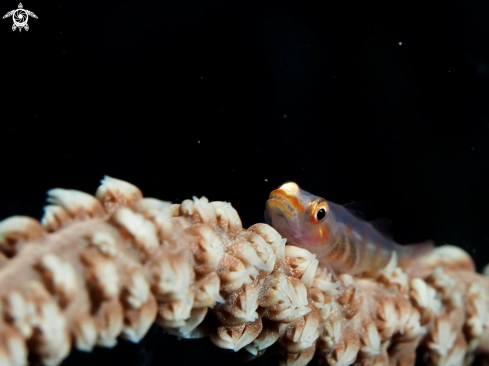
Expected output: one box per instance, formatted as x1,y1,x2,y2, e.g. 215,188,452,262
0,176,487,366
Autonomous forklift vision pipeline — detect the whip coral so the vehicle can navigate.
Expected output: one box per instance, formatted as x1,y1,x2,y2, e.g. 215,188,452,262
0,176,487,366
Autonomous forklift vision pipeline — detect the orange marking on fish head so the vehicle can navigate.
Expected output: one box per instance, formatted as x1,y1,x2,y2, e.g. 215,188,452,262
266,199,295,218
267,182,305,217
318,226,330,243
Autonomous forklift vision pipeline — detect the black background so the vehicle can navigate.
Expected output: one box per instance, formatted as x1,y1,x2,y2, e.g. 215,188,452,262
1,0,489,365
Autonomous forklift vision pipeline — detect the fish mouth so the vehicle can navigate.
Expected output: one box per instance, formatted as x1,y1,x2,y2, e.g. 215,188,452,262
266,198,295,219
266,187,305,219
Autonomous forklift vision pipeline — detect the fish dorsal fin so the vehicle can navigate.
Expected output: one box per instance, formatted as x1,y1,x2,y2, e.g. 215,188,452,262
368,218,394,240
343,201,394,239
342,201,372,220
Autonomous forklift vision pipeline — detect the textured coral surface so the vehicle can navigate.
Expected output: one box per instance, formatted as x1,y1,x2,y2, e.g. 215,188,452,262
0,177,488,366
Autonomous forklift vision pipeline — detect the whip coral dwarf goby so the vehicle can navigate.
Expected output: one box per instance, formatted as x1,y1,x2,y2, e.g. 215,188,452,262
0,176,487,366
265,182,433,275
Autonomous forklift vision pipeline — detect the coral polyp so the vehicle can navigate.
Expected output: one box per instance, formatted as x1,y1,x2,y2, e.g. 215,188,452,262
0,176,486,365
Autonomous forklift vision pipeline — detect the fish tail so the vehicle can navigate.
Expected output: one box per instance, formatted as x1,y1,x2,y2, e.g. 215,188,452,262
397,240,435,274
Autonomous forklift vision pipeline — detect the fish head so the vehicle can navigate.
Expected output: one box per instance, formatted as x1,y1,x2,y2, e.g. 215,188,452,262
265,182,332,255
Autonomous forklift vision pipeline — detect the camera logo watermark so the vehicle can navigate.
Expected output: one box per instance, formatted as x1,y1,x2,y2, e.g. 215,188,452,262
3,3,37,32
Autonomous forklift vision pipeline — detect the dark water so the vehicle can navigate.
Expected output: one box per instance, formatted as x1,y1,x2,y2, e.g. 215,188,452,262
2,0,489,364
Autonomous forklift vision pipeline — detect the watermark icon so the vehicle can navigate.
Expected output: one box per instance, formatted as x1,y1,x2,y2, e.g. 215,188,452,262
3,3,37,32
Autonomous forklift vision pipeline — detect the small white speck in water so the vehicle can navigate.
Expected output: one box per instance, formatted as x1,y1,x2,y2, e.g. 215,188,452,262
198,140,200,143
398,41,403,46
265,179,268,182
283,114,287,119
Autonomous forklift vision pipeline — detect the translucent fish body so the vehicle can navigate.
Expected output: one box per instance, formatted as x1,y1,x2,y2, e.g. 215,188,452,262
265,182,432,275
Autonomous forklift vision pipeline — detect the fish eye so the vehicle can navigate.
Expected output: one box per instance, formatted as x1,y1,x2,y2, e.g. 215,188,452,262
311,201,328,223
316,208,326,221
